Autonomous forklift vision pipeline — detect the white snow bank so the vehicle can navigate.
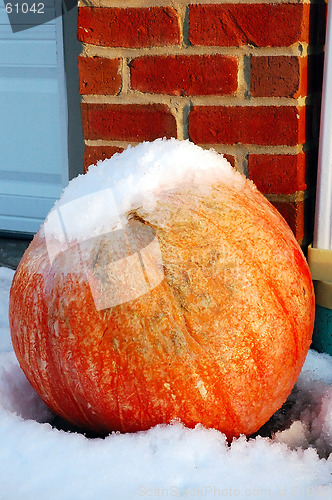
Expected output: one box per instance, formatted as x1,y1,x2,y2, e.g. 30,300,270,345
43,139,246,245
273,352,332,458
1,267,331,499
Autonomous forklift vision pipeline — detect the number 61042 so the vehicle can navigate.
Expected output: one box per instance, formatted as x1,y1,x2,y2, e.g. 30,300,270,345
5,3,45,14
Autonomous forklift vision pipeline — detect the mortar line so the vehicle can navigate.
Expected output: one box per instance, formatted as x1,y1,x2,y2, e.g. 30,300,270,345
80,43,317,59
81,93,311,107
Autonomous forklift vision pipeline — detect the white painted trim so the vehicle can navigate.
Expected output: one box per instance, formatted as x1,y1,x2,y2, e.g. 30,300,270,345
313,2,332,250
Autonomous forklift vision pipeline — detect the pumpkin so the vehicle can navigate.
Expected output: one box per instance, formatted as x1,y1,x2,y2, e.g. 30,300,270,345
9,139,314,439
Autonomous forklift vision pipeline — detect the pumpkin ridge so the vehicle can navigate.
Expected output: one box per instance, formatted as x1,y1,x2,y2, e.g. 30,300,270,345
154,189,308,400
179,193,306,357
217,190,309,362
10,271,47,402
157,190,310,380
11,268,64,420
47,277,108,429
164,275,245,434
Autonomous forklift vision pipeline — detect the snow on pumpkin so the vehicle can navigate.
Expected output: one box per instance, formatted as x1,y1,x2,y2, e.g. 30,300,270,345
9,138,315,439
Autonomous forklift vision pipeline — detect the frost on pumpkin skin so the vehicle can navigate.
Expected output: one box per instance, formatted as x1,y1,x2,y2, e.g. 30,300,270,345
9,139,314,439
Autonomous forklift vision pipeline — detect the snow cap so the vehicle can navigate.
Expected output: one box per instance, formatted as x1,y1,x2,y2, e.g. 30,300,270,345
43,138,244,245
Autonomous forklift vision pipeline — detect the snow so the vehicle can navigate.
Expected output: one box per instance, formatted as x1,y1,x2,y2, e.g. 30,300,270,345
0,268,331,499
42,139,246,246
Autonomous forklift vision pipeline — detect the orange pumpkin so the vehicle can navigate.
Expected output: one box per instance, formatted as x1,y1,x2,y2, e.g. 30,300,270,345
9,140,314,439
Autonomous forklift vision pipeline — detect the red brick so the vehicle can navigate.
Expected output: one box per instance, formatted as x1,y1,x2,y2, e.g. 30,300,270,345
251,55,324,98
81,103,177,142
222,154,236,168
188,106,306,146
130,55,238,96
271,200,305,241
84,145,124,173
248,153,307,194
77,7,180,48
189,4,313,47
251,56,301,98
78,57,121,95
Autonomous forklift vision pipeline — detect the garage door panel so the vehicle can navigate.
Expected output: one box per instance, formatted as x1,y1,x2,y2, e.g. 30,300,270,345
0,0,68,234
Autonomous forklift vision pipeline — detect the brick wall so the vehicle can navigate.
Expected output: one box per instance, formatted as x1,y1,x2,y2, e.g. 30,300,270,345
77,0,326,246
